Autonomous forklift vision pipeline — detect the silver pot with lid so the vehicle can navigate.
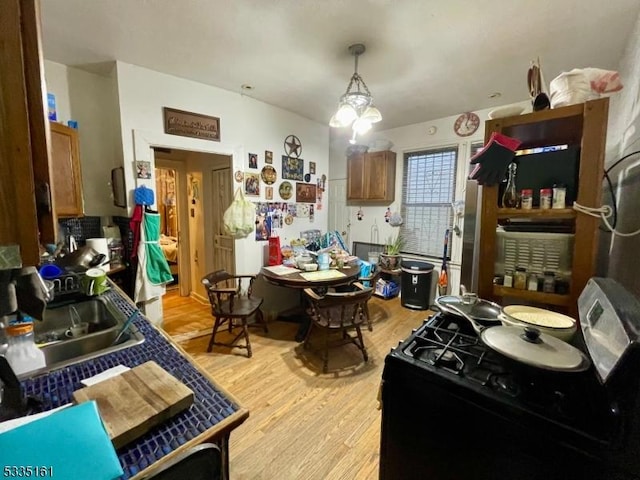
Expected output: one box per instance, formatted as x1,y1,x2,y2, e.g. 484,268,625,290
481,325,591,372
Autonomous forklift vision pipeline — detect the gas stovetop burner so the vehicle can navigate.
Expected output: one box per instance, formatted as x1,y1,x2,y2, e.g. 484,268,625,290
427,348,464,373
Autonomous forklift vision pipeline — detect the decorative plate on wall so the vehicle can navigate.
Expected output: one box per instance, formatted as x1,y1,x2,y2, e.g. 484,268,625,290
234,170,244,183
279,181,293,200
261,165,277,185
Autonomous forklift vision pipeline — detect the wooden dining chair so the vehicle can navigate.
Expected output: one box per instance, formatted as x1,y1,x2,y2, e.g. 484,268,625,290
303,283,373,373
201,270,267,358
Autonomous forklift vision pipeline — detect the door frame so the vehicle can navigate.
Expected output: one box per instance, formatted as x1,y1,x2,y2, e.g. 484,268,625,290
132,129,243,278
154,157,191,297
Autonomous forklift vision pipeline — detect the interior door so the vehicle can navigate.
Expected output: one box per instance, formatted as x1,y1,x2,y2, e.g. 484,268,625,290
328,179,350,246
211,167,235,274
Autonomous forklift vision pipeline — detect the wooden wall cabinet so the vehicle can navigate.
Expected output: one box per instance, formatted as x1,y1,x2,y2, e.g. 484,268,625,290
50,121,84,217
477,99,609,317
347,150,396,203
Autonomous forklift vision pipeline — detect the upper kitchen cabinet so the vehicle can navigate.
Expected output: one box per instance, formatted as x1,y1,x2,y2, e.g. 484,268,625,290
50,121,84,217
347,150,396,203
0,0,55,266
477,98,609,317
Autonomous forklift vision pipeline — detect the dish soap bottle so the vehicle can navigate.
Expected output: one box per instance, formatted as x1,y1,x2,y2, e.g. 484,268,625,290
502,162,519,208
4,316,46,377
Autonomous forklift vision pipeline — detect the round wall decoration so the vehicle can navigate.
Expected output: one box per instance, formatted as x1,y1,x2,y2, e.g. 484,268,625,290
279,181,293,200
261,165,277,185
284,214,294,225
284,135,302,158
234,170,244,183
454,112,480,137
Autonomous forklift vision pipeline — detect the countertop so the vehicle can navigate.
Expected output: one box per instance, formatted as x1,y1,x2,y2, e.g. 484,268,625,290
20,286,249,479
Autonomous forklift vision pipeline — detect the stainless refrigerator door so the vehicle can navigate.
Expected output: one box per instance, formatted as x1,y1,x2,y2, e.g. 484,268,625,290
460,180,482,293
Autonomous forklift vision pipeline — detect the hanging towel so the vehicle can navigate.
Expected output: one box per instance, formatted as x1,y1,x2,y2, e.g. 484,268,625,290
134,212,172,303
143,211,173,285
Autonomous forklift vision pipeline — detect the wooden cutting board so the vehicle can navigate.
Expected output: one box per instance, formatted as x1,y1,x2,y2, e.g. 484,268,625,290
72,361,194,449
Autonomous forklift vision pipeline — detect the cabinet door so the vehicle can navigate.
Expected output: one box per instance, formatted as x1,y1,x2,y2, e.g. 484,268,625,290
347,153,365,200
364,151,395,200
50,122,83,217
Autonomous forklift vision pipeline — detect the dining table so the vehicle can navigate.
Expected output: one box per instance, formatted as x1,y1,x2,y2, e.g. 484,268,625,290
260,264,361,341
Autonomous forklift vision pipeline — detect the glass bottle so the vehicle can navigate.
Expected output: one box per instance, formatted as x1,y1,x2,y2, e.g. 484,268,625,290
502,163,519,208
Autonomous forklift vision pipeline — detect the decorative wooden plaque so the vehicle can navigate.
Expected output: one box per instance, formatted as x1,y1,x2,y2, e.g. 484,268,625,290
163,107,220,141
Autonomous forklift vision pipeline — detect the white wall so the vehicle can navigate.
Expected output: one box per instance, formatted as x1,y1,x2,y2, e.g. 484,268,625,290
44,60,124,217
329,101,531,294
114,62,330,278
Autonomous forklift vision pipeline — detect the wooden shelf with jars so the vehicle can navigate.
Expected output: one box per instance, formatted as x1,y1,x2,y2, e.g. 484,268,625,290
477,98,609,318
496,208,576,220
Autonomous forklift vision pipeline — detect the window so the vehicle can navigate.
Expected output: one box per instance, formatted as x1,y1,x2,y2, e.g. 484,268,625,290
400,147,458,257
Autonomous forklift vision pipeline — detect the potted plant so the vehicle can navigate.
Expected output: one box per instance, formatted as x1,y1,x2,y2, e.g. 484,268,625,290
379,234,404,270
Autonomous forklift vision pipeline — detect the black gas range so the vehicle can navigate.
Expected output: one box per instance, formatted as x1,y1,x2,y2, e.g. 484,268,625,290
379,278,640,480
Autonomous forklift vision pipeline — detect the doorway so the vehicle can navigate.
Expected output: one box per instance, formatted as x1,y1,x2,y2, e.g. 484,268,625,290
152,147,234,305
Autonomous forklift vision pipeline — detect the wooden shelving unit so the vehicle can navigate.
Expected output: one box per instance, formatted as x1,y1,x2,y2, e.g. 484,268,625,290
477,98,609,317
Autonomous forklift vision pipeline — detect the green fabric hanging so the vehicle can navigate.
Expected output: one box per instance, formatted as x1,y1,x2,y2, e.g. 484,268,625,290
143,212,173,285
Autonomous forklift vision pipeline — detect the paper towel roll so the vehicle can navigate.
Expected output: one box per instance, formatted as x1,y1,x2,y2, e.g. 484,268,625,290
85,238,110,271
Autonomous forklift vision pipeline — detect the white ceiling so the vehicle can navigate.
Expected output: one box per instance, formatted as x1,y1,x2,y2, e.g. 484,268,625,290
40,0,640,131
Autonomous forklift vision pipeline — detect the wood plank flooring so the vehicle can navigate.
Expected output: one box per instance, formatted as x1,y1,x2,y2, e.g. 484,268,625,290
162,291,431,479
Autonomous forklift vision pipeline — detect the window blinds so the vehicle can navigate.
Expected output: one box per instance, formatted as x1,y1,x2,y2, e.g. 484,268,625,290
400,147,458,257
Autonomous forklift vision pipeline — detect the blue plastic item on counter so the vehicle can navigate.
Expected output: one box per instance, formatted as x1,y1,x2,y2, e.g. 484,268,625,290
38,264,63,279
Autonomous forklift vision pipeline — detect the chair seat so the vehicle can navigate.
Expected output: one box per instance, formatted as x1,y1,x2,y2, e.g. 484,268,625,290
216,297,263,318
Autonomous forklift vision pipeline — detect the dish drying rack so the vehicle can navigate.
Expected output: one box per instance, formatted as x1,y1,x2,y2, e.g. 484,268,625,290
50,272,84,297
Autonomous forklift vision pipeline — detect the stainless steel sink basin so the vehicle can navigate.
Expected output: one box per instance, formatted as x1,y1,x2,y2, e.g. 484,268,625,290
25,296,145,378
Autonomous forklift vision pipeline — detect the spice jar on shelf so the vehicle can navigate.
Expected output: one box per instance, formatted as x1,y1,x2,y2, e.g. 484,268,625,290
513,267,527,290
542,271,556,293
540,188,552,209
528,273,539,291
520,189,533,210
503,269,514,288
552,184,567,209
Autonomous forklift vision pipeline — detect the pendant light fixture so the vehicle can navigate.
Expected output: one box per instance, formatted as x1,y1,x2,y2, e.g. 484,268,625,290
329,44,382,144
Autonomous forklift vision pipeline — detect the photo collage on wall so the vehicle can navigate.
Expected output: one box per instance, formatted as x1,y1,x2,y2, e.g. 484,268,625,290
247,135,324,240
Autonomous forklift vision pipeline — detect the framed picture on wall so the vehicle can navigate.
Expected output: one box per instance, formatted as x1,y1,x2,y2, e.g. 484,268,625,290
265,150,273,164
265,186,273,200
136,161,151,179
244,172,260,196
309,161,316,174
249,153,258,169
282,155,304,180
295,182,316,203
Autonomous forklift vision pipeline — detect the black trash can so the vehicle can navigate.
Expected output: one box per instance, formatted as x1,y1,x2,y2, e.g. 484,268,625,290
401,260,434,310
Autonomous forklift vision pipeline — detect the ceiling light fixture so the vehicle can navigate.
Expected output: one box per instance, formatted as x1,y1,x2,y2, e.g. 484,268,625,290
329,44,382,144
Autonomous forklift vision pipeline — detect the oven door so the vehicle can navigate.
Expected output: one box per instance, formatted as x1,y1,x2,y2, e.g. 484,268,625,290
379,356,632,480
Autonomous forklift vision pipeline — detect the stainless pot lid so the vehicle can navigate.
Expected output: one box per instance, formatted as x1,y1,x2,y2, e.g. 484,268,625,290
480,326,591,372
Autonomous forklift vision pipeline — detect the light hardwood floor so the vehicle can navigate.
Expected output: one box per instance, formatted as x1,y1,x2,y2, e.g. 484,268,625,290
162,291,431,480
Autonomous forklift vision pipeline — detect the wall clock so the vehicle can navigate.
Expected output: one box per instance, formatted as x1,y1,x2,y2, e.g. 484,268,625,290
453,112,480,137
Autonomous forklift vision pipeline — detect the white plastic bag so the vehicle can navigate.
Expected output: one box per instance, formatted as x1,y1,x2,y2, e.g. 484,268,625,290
223,188,255,238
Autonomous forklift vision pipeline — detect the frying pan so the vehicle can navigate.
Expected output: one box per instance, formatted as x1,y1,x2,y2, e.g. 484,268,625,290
435,295,503,335
56,246,107,270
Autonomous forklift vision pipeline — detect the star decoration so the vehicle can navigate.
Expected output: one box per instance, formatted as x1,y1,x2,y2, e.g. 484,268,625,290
284,135,302,158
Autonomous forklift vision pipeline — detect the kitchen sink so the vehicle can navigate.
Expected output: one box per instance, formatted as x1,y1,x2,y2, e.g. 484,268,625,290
25,296,145,378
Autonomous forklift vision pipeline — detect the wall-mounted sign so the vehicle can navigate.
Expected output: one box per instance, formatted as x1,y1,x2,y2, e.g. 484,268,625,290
163,107,220,141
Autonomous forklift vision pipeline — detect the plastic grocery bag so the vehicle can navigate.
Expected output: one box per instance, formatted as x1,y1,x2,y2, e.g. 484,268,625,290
223,188,255,238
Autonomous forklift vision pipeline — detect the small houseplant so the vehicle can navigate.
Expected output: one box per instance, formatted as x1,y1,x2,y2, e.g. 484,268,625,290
379,234,404,270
